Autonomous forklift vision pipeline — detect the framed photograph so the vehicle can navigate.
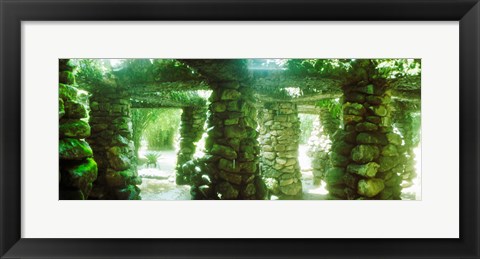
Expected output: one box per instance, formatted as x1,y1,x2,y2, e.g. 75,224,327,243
1,0,479,258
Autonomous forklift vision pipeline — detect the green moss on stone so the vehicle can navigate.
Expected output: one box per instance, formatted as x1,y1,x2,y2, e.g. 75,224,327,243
211,144,237,160
60,158,98,190
60,120,91,138
59,71,76,85
59,83,78,102
355,122,379,132
325,167,346,186
357,178,385,197
59,138,93,160
347,162,380,178
351,144,380,163
59,98,65,119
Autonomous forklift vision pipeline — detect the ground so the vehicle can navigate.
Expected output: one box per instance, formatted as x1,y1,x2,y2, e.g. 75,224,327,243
137,150,191,200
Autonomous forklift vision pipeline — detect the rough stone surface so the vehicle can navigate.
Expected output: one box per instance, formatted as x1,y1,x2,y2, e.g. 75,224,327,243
325,80,405,200
325,167,346,186
60,120,91,138
347,162,380,178
357,178,385,197
59,59,98,200
185,63,265,200
59,138,93,160
175,106,207,185
259,102,302,199
351,144,380,163
87,84,140,200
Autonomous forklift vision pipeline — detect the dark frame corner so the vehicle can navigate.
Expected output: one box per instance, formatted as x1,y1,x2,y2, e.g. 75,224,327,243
1,0,479,258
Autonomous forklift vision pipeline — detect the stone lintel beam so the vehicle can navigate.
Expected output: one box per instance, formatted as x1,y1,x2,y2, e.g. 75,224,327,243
255,92,342,104
390,89,421,103
297,105,321,115
252,75,342,97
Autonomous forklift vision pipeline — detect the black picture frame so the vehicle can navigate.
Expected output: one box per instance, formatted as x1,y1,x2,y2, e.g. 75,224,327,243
1,0,479,258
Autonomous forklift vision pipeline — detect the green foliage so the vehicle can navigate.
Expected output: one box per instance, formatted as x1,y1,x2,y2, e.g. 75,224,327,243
143,109,182,150
298,114,316,144
145,151,161,164
286,58,421,80
74,59,113,87
132,109,160,155
374,59,421,79
131,108,182,152
316,98,342,137
316,98,342,119
167,91,208,106
74,59,203,91
248,59,286,69
151,59,200,82
112,59,200,84
112,59,156,84
286,59,354,78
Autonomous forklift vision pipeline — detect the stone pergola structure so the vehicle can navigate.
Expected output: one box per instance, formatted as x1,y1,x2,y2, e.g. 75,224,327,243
61,59,421,200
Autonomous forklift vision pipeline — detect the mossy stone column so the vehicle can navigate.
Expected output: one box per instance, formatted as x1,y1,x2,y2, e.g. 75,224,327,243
326,82,403,200
175,106,207,185
88,87,141,200
187,80,264,200
59,59,98,200
259,102,302,199
179,60,266,200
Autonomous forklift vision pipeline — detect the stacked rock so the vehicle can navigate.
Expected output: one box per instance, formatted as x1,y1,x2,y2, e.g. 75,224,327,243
87,87,141,200
325,82,404,200
188,81,265,200
176,106,207,185
307,116,332,185
259,102,302,199
59,59,98,200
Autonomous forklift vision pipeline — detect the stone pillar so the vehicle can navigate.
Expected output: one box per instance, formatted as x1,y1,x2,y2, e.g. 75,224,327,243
59,59,98,200
87,87,141,200
259,102,302,199
325,82,404,200
187,81,265,200
307,106,341,185
175,106,207,185
307,116,331,185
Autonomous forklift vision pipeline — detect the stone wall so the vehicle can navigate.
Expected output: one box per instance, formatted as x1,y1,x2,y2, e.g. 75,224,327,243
87,87,141,200
176,106,207,185
186,81,266,200
325,82,405,200
259,102,302,199
59,59,98,200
